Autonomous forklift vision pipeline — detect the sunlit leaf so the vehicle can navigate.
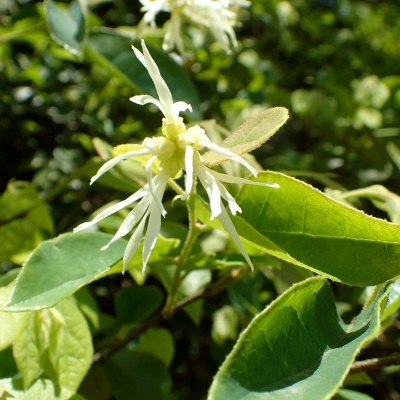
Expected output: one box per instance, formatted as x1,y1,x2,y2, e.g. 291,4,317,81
13,298,92,397
48,298,93,397
203,107,289,167
0,287,15,351
209,278,388,399
233,172,400,285
3,232,126,311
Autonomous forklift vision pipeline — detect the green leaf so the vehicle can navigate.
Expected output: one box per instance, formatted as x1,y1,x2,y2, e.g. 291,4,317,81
235,172,400,285
13,312,43,389
48,298,93,397
13,299,92,397
78,364,111,400
209,278,388,400
333,388,374,400
0,376,24,398
0,181,53,264
203,107,289,167
342,372,373,387
155,266,211,324
0,288,15,351
103,350,171,400
382,277,400,320
85,30,202,120
115,285,164,325
3,232,127,311
227,273,264,316
5,378,67,400
135,328,175,367
44,0,86,57
74,287,101,330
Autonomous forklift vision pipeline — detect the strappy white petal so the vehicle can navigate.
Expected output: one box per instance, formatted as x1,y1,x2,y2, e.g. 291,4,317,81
101,194,152,250
123,212,149,272
183,145,194,199
131,41,192,124
90,148,150,184
217,204,254,271
207,168,280,188
73,187,148,233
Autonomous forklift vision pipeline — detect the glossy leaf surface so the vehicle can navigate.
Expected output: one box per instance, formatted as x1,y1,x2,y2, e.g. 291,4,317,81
209,278,388,399
4,232,126,311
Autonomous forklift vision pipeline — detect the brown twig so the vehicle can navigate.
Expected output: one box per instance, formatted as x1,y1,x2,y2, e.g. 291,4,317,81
349,353,400,375
92,267,246,363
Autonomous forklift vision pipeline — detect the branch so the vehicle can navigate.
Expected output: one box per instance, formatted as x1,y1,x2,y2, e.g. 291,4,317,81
92,267,246,363
349,353,400,375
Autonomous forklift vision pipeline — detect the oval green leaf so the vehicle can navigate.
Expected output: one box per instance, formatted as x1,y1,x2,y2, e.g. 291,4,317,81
3,232,126,311
203,107,289,167
209,278,388,400
235,172,400,285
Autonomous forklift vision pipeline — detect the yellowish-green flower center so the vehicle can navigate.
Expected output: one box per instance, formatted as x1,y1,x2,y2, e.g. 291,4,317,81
162,117,186,141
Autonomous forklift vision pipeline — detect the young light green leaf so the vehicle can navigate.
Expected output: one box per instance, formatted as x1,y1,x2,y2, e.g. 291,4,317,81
44,0,86,57
18,379,60,400
13,299,92,397
13,312,44,389
0,287,15,351
136,328,175,367
48,298,93,398
209,278,388,400
3,232,127,311
203,107,289,167
0,378,60,400
235,172,400,285
85,31,202,120
382,277,400,321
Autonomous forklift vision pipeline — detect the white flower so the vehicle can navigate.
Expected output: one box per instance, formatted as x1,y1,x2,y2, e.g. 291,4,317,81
75,40,278,272
138,0,250,54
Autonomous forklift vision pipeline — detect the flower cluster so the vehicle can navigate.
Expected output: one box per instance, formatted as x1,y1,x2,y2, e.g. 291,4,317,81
74,41,278,272
138,0,250,54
